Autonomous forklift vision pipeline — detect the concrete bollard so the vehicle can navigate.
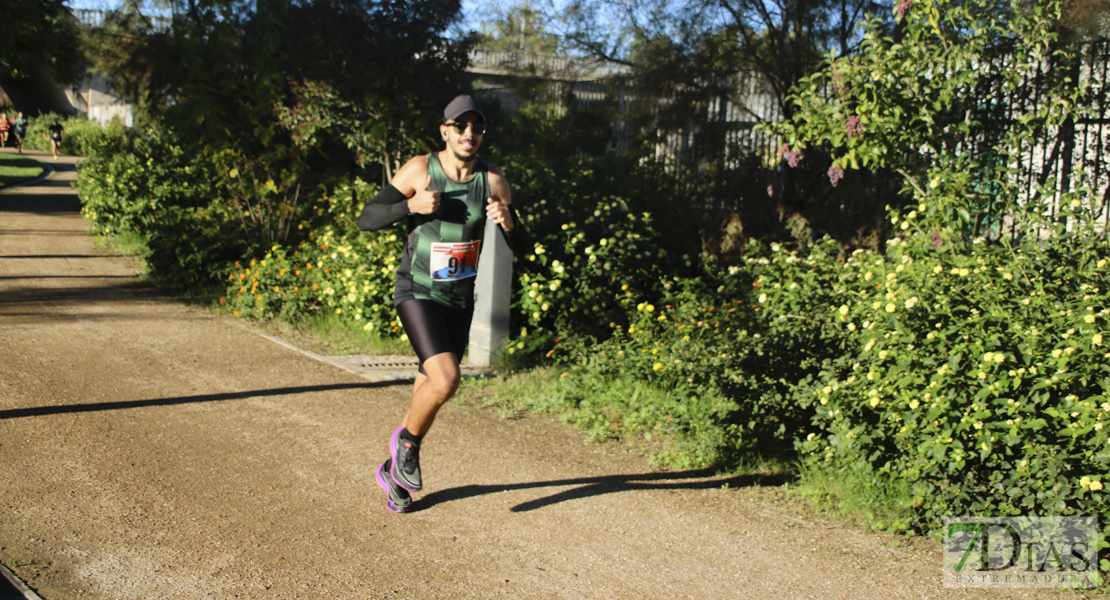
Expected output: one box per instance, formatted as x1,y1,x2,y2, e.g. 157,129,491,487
469,219,512,367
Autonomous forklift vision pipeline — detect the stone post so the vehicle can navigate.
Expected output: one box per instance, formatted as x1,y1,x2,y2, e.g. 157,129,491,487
469,219,512,367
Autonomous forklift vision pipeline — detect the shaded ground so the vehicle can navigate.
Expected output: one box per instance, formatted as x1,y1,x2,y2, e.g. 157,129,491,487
0,148,1086,599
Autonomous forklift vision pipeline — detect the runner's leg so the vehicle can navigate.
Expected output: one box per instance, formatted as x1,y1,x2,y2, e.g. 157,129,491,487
395,299,471,436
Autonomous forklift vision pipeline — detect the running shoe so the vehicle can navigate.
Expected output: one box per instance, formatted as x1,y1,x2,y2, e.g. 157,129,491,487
389,426,423,491
376,459,413,513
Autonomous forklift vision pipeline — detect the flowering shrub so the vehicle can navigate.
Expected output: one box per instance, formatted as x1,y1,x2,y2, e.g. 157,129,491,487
546,240,851,467
488,146,701,354
220,182,406,335
798,236,1109,539
545,229,1108,570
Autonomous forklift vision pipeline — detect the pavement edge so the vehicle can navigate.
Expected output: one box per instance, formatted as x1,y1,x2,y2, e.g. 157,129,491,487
0,561,43,600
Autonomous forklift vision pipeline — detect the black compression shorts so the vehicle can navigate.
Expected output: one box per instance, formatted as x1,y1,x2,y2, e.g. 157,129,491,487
396,299,473,374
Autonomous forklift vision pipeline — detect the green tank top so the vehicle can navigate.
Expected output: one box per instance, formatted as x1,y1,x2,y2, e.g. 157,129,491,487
394,153,490,310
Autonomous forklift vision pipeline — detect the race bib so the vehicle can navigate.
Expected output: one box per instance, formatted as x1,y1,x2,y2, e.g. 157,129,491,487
430,241,480,281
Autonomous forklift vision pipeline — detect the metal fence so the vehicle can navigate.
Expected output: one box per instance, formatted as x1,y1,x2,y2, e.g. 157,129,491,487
969,39,1110,238
72,8,171,32
476,39,1110,238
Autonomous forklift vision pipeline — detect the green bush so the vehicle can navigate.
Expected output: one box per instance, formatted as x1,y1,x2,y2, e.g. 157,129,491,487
482,100,703,349
542,240,851,468
76,125,246,291
797,236,1110,535
220,180,405,334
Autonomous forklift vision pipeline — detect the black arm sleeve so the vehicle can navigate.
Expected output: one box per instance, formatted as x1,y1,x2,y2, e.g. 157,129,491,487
498,205,533,256
358,184,410,231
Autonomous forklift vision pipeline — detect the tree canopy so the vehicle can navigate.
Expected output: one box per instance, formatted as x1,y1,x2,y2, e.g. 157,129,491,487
1,0,86,83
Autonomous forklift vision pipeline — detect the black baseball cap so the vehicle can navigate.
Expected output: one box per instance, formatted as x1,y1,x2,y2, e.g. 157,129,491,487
443,95,485,122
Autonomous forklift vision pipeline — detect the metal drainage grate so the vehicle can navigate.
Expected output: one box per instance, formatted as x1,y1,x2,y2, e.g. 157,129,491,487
341,355,421,370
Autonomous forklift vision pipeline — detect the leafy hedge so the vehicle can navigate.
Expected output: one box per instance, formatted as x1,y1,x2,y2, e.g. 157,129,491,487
75,127,242,292
798,235,1109,535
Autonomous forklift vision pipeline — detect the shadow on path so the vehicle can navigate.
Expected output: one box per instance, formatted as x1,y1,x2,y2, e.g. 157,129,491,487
0,381,405,420
0,254,124,259
0,193,82,213
417,469,792,513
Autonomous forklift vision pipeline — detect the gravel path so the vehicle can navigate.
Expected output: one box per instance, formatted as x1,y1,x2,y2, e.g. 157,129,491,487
0,148,1082,599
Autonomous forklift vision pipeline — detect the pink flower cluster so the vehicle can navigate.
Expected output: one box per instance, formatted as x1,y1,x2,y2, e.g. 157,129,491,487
846,114,863,139
781,143,805,168
827,164,845,187
896,0,912,19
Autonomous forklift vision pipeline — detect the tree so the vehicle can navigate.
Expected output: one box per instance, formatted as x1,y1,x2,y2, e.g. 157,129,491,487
765,0,1088,244
555,0,888,119
86,0,477,245
480,1,561,54
1061,0,1110,39
541,0,900,252
80,0,176,117
0,0,86,83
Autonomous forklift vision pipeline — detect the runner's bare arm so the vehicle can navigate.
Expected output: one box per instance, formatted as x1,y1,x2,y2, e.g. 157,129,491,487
486,167,532,255
485,167,515,230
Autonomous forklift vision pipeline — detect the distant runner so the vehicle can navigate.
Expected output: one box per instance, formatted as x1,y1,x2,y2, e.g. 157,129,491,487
49,119,64,159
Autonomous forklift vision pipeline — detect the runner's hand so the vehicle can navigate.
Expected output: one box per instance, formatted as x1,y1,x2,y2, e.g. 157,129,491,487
486,197,514,231
408,175,441,215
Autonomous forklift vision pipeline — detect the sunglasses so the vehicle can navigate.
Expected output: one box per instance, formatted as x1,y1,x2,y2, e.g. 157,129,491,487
445,121,487,135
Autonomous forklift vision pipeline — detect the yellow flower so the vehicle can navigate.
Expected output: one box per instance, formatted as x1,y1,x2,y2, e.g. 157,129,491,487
838,305,849,316
885,303,896,313
1092,481,1104,492
1095,334,1104,346
1080,476,1092,489
652,362,664,372
1085,314,1096,324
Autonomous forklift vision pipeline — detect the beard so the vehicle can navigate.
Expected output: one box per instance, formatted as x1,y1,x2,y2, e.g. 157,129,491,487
452,137,480,163
453,148,478,162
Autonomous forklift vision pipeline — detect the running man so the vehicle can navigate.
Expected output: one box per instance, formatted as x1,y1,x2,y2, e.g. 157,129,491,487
12,112,27,154
49,119,64,158
358,95,530,513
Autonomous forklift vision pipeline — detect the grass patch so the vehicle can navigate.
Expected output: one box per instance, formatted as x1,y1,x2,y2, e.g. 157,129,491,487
791,460,915,533
92,229,150,260
0,153,44,187
458,367,796,480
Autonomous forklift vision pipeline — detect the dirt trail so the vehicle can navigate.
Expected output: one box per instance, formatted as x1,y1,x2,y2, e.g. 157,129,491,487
0,148,1080,599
